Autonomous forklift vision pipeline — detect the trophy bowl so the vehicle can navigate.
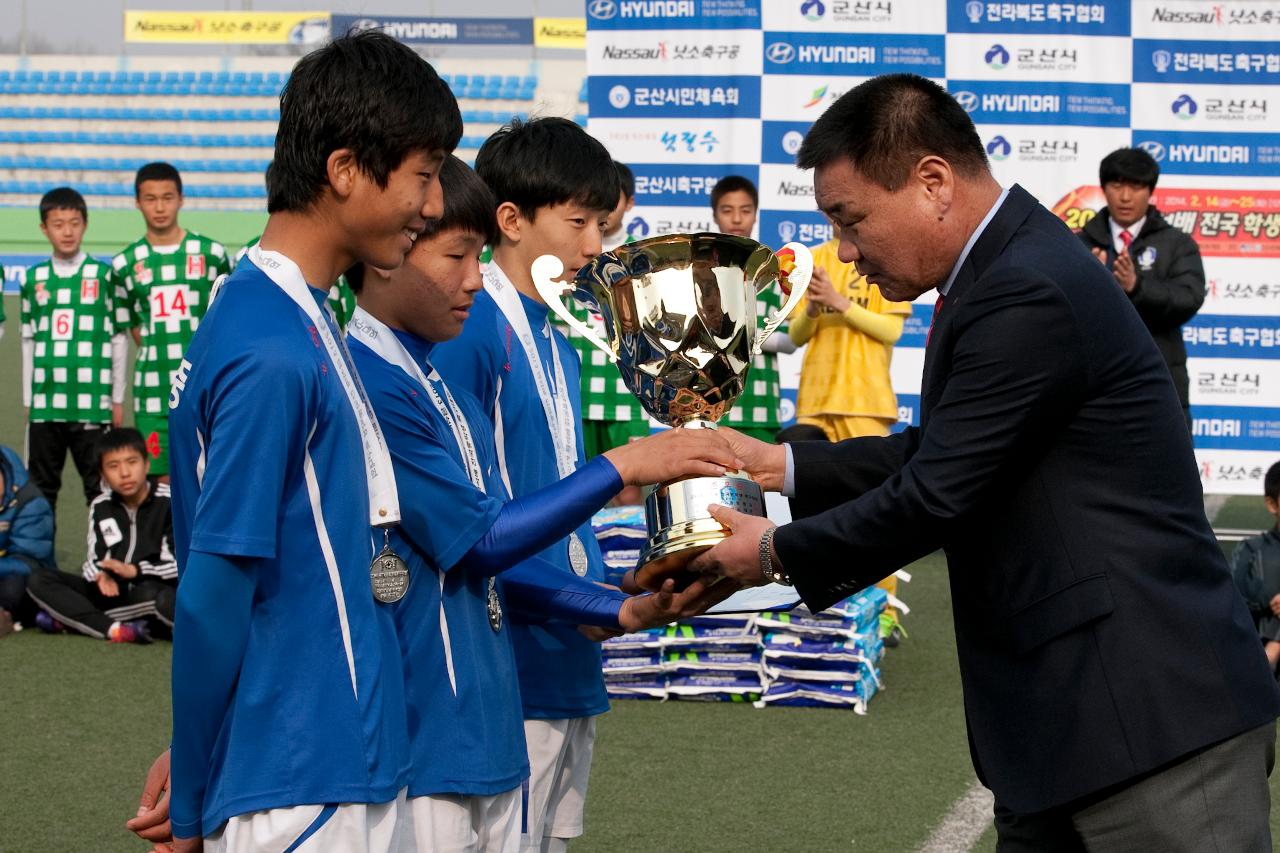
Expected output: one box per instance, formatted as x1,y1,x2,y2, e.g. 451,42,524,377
534,232,812,591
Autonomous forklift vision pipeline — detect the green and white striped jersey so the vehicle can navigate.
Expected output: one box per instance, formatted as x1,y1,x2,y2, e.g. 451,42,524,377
112,232,231,416
21,256,118,423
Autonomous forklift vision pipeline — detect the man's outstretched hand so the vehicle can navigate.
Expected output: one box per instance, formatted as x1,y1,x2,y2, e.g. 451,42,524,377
688,504,775,586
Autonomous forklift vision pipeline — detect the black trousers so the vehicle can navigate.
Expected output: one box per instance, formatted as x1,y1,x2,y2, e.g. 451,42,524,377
27,422,109,511
0,572,36,624
995,721,1275,852
25,568,174,639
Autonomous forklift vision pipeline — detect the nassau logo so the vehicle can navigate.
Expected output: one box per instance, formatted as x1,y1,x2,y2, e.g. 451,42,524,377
985,44,1010,70
800,0,825,21
1171,93,1198,119
588,0,618,19
1137,140,1166,161
953,91,979,112
803,84,829,108
986,135,1012,160
766,42,796,64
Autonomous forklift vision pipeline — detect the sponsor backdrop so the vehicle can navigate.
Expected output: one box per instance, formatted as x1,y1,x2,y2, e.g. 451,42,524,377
125,12,588,49
585,0,1280,494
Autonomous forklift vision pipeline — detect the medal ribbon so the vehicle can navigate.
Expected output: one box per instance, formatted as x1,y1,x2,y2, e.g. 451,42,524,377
248,246,400,526
348,306,485,490
483,262,578,480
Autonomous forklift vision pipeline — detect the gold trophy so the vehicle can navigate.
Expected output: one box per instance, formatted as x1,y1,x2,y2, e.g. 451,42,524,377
533,233,812,591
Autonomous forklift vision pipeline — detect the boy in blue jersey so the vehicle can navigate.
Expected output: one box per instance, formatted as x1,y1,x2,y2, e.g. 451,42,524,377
127,31,461,853
431,118,657,853
348,156,739,852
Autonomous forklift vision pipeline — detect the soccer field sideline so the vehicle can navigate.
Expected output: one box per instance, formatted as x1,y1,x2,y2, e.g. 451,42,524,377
3,293,1279,852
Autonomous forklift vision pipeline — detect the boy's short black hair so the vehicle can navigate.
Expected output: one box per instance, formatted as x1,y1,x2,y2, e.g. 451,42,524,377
268,30,462,214
347,156,497,294
1099,147,1160,191
711,175,759,210
97,428,149,469
134,162,183,197
614,161,635,201
39,187,87,224
796,73,989,191
1266,461,1280,502
474,117,619,226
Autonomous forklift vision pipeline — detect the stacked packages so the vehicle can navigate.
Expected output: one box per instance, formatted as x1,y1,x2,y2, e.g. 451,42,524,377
593,509,893,713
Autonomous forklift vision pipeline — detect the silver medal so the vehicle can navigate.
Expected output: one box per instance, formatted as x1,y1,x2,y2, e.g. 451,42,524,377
370,530,409,604
568,532,589,577
487,577,503,632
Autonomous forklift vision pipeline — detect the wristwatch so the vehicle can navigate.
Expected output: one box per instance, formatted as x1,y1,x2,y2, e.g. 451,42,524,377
758,526,792,586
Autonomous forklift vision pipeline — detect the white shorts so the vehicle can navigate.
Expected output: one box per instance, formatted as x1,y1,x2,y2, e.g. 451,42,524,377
407,788,521,853
205,788,411,853
520,716,597,852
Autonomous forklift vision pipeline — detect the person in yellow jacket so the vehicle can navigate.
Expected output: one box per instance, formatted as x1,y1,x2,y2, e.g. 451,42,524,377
789,238,912,643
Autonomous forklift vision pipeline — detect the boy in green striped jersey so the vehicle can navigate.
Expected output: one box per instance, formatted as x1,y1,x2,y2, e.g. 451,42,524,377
21,187,127,511
112,163,231,478
710,175,795,443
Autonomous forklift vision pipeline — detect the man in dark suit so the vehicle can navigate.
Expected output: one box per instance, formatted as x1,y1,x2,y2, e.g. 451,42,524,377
1078,147,1205,428
691,74,1280,851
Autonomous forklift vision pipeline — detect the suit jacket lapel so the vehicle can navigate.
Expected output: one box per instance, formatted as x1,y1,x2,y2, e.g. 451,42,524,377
920,185,1039,420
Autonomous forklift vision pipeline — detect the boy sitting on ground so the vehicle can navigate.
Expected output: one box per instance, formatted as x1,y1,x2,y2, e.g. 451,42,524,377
26,428,176,643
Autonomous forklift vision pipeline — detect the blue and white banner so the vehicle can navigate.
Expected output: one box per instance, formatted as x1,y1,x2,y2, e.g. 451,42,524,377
588,0,1280,493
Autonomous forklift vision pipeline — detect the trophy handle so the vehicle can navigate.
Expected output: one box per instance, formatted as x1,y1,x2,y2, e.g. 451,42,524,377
531,254,617,363
753,241,813,358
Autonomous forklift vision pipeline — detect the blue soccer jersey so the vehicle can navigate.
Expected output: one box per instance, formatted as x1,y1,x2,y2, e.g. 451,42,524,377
350,327,528,797
433,277,611,720
167,260,410,836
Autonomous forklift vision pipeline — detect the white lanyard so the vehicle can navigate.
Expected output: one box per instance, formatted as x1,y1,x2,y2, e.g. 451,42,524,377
347,307,485,490
483,262,577,479
248,246,400,526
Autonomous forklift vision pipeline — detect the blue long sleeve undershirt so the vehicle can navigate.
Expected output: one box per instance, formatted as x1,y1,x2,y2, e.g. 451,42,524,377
503,555,628,627
169,549,256,839
455,454,623,576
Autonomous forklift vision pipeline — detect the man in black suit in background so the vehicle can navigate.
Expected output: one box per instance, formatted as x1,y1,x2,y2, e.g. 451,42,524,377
692,74,1280,851
1078,147,1206,429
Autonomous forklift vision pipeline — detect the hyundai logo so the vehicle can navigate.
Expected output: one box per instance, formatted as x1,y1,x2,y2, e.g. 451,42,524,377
348,17,379,32
1138,140,1166,161
953,91,979,112
766,42,797,64
588,0,618,20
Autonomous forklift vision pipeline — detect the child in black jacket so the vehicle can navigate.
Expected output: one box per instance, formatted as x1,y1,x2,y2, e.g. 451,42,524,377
26,428,175,642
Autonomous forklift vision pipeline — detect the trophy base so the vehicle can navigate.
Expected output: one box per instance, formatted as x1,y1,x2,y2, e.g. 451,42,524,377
635,473,765,592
